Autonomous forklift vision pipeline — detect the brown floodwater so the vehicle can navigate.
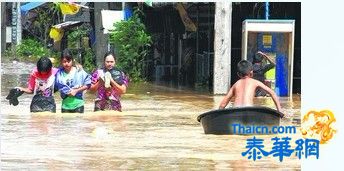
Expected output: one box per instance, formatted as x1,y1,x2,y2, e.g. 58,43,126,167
1,61,301,170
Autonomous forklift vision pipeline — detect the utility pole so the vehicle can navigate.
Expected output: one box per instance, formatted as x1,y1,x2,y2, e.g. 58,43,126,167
93,2,109,67
213,2,232,94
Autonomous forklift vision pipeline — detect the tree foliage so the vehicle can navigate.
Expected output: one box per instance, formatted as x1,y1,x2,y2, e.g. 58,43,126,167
109,9,152,82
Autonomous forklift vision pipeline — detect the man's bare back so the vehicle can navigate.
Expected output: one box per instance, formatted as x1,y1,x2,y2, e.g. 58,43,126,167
219,76,282,111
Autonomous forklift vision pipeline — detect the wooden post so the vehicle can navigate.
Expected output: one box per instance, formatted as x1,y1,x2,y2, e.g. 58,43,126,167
178,34,182,84
213,2,232,94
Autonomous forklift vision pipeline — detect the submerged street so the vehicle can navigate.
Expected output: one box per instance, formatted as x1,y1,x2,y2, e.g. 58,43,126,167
1,61,301,170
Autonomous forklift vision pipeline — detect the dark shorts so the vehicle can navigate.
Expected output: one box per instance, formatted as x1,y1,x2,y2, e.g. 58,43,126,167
61,106,84,113
30,95,56,113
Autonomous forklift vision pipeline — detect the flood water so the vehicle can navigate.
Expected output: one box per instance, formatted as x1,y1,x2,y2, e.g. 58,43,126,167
1,61,301,170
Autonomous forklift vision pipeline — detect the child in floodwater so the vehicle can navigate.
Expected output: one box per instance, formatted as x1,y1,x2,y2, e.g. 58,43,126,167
219,60,282,112
12,56,58,112
89,52,128,112
55,49,91,113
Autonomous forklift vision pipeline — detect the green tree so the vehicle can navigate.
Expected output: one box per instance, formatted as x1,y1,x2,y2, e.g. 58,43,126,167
109,9,152,82
30,3,61,44
67,24,96,73
4,38,51,61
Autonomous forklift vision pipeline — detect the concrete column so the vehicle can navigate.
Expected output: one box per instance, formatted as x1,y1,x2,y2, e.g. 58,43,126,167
93,2,109,68
16,2,21,44
1,2,7,54
213,2,232,94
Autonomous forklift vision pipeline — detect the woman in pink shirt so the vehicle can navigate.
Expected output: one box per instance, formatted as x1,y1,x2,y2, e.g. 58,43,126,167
90,52,129,112
16,57,58,112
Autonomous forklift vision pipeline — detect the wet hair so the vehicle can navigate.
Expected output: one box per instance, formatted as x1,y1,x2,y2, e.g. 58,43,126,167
37,56,52,73
61,49,73,61
237,60,253,77
103,52,116,61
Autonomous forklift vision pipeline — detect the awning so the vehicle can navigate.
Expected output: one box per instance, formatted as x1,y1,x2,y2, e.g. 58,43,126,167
53,21,83,30
50,21,83,42
20,2,46,15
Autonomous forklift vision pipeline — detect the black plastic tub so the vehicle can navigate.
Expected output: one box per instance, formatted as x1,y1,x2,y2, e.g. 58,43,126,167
197,106,284,135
